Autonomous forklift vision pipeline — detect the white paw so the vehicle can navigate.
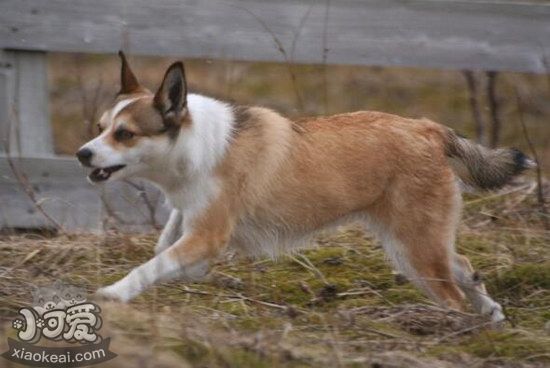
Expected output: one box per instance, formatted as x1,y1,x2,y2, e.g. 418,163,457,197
95,285,131,303
482,301,505,324
490,304,506,324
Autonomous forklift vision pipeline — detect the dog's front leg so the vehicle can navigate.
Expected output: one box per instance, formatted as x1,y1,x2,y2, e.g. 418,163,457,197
155,209,183,255
96,221,232,302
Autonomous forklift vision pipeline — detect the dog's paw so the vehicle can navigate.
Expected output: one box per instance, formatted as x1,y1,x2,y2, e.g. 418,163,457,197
490,305,506,323
483,302,506,326
94,286,127,303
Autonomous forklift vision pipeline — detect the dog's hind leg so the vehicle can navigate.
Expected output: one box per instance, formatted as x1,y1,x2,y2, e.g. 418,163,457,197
155,209,183,255
368,175,466,311
452,254,504,322
379,232,466,311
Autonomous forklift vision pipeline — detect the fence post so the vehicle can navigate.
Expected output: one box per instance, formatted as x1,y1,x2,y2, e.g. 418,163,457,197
0,50,53,157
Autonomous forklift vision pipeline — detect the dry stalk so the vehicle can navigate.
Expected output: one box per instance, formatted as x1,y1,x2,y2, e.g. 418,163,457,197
75,57,105,139
237,5,304,112
462,70,487,145
514,89,549,229
124,180,161,230
321,0,331,115
487,71,502,148
3,106,65,233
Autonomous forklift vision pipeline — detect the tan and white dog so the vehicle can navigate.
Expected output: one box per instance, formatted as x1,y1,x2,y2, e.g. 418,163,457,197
77,52,534,322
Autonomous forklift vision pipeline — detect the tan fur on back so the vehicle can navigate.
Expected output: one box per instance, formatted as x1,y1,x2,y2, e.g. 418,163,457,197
209,110,453,256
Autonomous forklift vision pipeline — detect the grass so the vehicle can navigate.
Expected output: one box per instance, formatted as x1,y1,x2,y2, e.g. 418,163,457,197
0,183,549,367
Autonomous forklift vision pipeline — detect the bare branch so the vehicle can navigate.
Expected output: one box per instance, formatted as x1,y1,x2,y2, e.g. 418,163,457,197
124,180,161,230
486,71,502,148
3,106,65,233
321,0,331,115
462,70,487,145
514,89,548,230
236,5,304,112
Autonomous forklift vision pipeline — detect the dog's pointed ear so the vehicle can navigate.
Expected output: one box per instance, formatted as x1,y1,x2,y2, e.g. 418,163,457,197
118,50,141,94
154,61,187,127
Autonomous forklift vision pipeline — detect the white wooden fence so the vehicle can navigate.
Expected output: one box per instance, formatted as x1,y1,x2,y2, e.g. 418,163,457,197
0,0,549,231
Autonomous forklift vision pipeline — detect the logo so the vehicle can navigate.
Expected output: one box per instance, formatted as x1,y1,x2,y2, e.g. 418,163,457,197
2,281,116,367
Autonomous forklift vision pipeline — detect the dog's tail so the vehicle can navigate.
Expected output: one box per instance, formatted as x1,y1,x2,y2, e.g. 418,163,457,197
444,129,535,190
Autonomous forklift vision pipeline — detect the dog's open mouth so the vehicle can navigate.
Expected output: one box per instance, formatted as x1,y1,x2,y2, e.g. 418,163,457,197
88,165,126,182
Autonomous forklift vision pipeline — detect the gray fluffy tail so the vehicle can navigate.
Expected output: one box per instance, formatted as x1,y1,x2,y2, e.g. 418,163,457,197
444,130,535,190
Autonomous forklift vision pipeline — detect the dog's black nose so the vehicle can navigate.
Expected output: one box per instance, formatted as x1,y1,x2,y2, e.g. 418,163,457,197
76,148,93,167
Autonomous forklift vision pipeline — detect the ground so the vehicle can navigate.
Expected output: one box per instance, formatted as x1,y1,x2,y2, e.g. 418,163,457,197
0,183,548,367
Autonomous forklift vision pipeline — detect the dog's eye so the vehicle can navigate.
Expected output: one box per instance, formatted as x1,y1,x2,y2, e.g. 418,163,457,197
97,124,104,134
115,128,135,141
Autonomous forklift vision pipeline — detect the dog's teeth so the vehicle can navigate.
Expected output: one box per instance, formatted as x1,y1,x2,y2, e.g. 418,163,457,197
98,169,108,178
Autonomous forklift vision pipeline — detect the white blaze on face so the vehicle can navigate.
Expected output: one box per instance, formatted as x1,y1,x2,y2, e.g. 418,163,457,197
110,97,142,121
79,97,143,168
77,96,152,183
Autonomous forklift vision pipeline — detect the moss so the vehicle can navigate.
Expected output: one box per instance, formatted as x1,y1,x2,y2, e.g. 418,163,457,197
161,337,211,365
2,215,549,366
428,331,550,364
218,349,275,368
383,288,427,305
460,331,550,361
486,262,550,301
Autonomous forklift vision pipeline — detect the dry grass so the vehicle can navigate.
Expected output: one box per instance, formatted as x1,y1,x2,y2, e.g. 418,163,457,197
1,181,549,367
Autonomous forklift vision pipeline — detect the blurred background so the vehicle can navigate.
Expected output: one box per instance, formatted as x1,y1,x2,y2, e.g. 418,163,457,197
51,54,550,174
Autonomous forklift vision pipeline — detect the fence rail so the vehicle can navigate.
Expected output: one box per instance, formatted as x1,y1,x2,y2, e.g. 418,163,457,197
1,0,549,73
0,0,549,231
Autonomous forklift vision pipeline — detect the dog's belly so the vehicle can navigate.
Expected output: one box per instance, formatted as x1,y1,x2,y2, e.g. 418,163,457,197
228,216,317,258
228,211,372,258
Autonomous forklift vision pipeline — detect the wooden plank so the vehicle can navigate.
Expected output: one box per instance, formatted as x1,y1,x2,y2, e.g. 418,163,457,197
0,0,549,72
0,156,169,231
0,50,15,154
0,51,54,156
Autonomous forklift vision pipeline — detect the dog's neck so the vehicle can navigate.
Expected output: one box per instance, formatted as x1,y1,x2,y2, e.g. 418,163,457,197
145,94,234,208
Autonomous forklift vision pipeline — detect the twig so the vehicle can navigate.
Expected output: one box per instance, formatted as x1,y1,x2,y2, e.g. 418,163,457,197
487,71,502,148
321,0,331,114
541,53,550,92
289,4,314,62
462,70,487,145
4,151,64,233
75,57,105,139
124,180,161,230
465,183,533,206
436,320,493,343
287,253,328,285
99,191,130,227
0,248,41,278
236,5,304,112
514,89,549,229
179,285,289,311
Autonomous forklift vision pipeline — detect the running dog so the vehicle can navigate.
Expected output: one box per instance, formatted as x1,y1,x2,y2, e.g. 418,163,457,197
77,52,534,322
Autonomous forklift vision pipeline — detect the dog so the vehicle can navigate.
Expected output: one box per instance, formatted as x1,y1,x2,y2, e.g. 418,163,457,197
76,52,534,322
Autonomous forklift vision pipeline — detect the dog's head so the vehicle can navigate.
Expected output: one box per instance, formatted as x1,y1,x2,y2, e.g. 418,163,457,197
76,51,188,183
